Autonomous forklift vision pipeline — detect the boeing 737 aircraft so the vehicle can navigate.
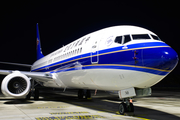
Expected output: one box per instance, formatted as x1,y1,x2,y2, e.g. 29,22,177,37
0,23,178,114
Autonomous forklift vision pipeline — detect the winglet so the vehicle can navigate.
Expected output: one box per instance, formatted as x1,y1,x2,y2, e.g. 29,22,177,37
36,23,44,60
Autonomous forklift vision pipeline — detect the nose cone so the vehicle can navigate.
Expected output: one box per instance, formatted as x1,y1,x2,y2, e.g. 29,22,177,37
161,48,178,70
143,47,178,71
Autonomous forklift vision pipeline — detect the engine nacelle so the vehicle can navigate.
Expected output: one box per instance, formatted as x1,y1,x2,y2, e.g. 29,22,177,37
1,71,31,98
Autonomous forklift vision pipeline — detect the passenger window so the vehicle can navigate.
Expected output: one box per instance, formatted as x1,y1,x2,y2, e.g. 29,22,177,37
77,48,79,54
71,42,76,49
123,35,131,44
85,37,90,44
115,36,122,44
67,44,71,51
80,47,82,53
75,40,80,47
79,38,85,46
64,46,68,52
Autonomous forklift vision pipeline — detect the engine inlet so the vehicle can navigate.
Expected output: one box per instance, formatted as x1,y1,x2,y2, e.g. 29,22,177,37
8,77,27,94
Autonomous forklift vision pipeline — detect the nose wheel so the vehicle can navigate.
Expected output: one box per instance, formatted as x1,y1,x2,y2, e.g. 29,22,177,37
119,102,127,114
119,99,134,115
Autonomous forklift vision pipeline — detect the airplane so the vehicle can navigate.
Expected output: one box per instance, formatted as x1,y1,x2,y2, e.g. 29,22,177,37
0,23,178,115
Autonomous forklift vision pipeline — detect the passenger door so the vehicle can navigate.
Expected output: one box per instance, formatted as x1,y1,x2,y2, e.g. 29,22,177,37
91,40,99,64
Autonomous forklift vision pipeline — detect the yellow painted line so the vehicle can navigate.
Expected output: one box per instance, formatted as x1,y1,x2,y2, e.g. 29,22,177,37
36,115,106,120
99,64,170,72
37,106,69,109
116,111,120,114
57,100,152,120
60,99,115,113
50,111,89,115
112,115,123,117
113,112,150,120
113,115,151,120
97,111,107,113
136,117,151,120
47,63,170,74
83,64,170,72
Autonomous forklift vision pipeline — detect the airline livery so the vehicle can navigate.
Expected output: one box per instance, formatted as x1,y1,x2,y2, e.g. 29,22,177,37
0,24,178,114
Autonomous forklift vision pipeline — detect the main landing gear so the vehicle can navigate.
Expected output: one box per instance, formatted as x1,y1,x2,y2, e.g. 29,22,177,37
26,80,40,100
119,98,134,115
78,89,91,99
26,88,39,100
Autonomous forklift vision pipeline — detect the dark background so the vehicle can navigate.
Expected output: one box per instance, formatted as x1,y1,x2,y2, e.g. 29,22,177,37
0,1,179,89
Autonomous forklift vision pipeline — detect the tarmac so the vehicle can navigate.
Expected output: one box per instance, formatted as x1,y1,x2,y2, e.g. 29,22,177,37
0,89,180,120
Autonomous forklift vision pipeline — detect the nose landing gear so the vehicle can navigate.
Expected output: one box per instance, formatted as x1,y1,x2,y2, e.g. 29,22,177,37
119,98,134,115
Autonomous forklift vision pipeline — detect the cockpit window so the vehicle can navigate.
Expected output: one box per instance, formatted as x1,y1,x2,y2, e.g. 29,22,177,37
124,35,131,44
115,36,122,44
151,34,161,40
115,35,131,44
132,34,151,40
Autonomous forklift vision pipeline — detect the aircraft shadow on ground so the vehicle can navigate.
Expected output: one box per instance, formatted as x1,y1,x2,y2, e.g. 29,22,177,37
3,99,34,104
0,95,34,104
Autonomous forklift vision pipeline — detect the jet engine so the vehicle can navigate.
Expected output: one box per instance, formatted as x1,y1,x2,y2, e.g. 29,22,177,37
1,71,31,98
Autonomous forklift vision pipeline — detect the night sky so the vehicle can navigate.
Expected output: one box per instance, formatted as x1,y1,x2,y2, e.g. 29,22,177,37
0,1,179,75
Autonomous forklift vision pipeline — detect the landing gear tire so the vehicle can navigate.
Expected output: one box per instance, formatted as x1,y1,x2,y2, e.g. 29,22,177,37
25,79,40,100
26,91,31,100
119,101,134,115
127,103,134,112
85,90,91,99
78,89,91,99
25,88,39,100
34,88,39,100
78,89,83,99
119,102,127,115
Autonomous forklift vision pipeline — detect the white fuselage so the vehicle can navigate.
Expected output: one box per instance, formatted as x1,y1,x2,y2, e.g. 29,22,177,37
31,26,178,91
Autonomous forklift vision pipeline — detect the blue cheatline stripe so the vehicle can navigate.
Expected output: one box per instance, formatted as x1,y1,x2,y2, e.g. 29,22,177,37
98,41,168,55
51,64,169,76
31,42,170,75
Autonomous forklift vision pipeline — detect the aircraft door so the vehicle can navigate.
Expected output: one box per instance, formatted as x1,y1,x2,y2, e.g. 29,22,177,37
131,49,143,66
91,40,99,64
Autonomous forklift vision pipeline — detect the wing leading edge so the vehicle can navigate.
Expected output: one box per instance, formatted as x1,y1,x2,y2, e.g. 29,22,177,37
0,69,53,81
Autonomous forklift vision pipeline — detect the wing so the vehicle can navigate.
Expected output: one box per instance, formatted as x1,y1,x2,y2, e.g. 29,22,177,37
0,69,53,80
